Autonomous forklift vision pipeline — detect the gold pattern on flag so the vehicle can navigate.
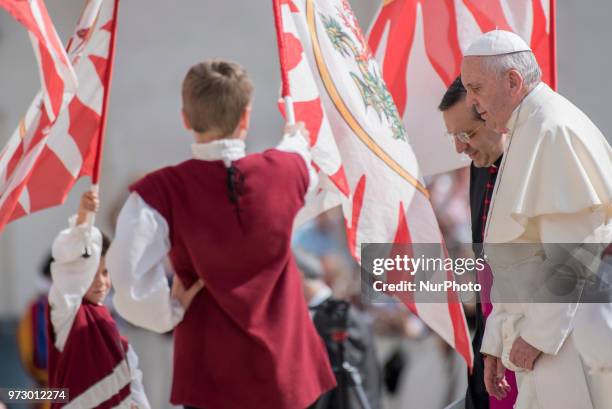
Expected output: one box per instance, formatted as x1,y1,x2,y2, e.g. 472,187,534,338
306,0,429,198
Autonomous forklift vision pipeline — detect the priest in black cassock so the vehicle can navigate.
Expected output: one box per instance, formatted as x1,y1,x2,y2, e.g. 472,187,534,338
438,77,513,409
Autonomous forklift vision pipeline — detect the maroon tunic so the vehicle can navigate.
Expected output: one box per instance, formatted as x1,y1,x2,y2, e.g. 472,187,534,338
131,149,336,409
47,302,131,408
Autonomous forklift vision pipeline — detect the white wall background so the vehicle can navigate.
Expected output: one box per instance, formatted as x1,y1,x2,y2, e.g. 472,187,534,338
0,0,610,316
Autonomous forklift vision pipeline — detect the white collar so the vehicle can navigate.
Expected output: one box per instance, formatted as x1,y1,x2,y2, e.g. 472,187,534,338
191,139,246,167
308,285,333,308
505,81,545,133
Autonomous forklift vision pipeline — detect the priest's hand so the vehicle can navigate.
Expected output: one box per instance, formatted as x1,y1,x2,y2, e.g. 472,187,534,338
483,354,511,400
509,336,541,370
172,276,205,311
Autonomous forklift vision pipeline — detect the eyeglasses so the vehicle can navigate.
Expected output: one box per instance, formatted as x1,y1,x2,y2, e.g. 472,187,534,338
445,125,482,144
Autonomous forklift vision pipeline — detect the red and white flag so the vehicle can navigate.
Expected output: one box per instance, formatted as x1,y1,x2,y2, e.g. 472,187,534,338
276,0,473,368
0,0,77,121
0,0,119,233
368,0,557,175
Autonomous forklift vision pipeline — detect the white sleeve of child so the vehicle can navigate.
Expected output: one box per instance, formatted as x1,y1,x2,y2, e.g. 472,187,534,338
48,216,103,352
126,344,151,409
276,129,318,195
107,193,185,333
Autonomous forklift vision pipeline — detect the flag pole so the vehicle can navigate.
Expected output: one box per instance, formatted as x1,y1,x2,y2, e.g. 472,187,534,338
91,0,120,188
272,0,296,125
87,0,119,234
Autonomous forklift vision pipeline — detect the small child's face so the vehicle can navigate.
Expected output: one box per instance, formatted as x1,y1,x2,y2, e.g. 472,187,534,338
84,257,111,305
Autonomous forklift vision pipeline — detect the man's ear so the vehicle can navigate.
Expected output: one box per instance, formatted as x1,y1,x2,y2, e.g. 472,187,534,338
507,70,524,96
181,109,192,131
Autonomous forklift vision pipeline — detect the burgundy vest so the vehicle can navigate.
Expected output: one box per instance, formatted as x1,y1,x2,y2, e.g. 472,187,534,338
131,149,336,409
47,302,131,408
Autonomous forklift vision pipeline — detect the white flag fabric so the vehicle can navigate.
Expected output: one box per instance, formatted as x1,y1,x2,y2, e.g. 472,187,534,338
0,0,78,120
277,0,473,368
0,0,118,233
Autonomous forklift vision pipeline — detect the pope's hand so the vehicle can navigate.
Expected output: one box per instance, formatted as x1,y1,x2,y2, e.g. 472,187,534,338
172,277,204,311
483,354,511,400
509,336,541,370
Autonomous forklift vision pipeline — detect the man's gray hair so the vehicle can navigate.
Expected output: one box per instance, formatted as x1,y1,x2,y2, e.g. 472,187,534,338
481,51,542,87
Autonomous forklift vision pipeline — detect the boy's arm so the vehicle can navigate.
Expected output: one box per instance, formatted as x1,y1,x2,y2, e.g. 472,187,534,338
276,123,318,195
126,344,151,409
48,216,103,351
106,193,185,333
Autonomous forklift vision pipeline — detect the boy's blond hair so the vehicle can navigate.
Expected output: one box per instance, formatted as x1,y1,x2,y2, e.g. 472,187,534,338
182,59,253,136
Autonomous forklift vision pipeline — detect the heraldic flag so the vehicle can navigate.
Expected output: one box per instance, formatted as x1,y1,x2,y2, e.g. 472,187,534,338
0,0,119,234
368,0,557,175
0,0,77,121
276,0,473,368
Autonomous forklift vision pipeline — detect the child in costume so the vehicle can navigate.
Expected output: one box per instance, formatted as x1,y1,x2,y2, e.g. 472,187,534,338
106,59,336,409
47,190,151,409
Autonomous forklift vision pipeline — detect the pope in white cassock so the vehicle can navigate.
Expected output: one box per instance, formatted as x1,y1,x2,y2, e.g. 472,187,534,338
460,30,612,409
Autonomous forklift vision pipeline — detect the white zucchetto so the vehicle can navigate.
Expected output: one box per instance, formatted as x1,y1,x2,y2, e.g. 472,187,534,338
464,30,532,56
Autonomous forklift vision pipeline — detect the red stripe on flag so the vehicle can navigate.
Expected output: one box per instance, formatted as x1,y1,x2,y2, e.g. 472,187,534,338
89,55,110,85
100,19,114,32
25,147,75,213
441,237,473,370
329,165,350,197
367,0,415,115
447,295,473,370
393,201,411,243
38,41,64,117
291,99,323,145
24,110,52,156
0,179,28,230
8,200,27,223
368,0,463,108
421,0,462,86
346,175,366,259
389,201,417,313
6,142,24,182
531,0,555,89
67,97,102,177
462,0,512,32
35,0,70,67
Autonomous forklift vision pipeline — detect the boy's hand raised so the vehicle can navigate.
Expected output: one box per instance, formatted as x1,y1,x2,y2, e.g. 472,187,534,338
172,276,205,311
284,122,310,142
76,190,100,225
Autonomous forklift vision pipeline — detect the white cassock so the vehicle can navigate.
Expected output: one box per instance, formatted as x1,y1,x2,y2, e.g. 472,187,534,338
481,82,612,409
